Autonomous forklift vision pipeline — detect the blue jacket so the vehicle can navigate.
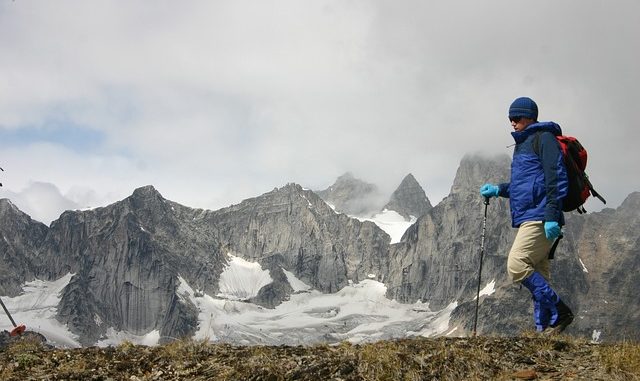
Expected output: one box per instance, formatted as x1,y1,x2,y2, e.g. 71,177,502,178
498,122,568,228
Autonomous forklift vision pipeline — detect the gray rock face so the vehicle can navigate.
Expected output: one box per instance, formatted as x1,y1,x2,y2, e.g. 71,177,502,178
207,183,391,297
554,192,640,340
383,174,432,219
316,173,384,216
33,186,227,345
0,199,47,296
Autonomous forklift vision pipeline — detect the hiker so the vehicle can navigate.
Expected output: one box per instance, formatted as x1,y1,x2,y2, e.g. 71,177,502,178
480,96,574,334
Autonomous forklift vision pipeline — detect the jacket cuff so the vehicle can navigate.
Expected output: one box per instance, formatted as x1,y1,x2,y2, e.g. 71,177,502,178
498,183,510,198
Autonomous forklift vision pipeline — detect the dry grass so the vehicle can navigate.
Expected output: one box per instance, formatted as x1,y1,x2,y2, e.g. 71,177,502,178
0,334,639,380
600,340,640,380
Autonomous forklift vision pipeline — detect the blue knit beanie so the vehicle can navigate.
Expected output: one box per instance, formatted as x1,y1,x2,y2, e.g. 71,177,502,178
509,97,538,120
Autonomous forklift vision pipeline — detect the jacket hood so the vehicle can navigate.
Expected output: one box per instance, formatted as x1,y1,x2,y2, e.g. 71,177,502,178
511,121,562,144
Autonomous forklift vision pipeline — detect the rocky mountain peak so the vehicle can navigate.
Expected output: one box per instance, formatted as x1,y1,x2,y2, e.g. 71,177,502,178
125,185,170,213
316,173,382,216
619,191,640,211
383,174,432,219
450,154,510,195
335,172,356,182
327,173,376,194
276,183,305,194
0,198,48,296
0,198,21,216
0,198,40,225
239,183,312,207
131,185,163,201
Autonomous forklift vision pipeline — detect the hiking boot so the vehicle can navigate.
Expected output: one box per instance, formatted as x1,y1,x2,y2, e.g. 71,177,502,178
544,300,574,335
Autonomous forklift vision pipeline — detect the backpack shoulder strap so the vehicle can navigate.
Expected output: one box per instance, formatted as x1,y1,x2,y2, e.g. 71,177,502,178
532,130,564,159
531,131,544,157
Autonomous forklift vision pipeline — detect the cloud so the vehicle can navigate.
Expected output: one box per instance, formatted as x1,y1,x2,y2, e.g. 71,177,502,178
0,0,638,220
1,182,79,225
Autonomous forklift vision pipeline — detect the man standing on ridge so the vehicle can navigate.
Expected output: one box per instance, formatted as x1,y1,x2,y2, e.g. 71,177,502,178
480,97,574,334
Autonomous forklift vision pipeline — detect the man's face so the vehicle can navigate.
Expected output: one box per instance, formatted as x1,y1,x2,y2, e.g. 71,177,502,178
510,117,535,132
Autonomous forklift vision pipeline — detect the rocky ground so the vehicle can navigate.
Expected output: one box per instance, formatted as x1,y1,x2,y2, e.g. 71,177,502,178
0,331,639,380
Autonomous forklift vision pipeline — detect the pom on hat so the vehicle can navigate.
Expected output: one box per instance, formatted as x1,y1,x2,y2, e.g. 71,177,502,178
509,97,538,120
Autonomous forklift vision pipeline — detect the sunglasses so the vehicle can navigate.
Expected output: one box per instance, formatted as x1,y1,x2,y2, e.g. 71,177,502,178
509,116,522,123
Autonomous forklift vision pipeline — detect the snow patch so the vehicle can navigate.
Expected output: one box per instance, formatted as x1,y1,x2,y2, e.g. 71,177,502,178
217,254,273,300
97,329,161,347
283,269,312,292
406,302,458,338
355,209,417,243
325,202,339,214
445,326,459,336
301,194,313,208
579,258,589,273
474,279,496,299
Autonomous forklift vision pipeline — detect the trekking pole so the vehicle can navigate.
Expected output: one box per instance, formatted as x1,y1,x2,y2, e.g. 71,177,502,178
472,196,490,337
0,296,26,337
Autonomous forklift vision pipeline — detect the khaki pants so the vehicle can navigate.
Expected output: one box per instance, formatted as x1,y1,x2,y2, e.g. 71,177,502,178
507,221,554,283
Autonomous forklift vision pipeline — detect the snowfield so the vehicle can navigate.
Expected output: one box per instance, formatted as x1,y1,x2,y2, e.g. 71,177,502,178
0,273,80,348
179,271,458,346
1,255,463,347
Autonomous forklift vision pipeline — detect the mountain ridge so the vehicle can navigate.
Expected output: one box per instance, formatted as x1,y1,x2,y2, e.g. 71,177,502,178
0,156,638,346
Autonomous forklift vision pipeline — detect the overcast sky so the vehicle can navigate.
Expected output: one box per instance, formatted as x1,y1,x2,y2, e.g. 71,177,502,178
1,1,638,224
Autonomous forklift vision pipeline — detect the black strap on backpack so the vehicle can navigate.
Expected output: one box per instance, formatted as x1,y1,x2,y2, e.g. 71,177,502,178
548,234,562,260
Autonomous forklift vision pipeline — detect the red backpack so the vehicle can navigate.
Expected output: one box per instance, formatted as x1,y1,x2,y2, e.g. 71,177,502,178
534,133,606,214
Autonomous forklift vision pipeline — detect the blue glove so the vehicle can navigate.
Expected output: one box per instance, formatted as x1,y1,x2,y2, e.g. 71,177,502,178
480,183,499,198
544,221,561,240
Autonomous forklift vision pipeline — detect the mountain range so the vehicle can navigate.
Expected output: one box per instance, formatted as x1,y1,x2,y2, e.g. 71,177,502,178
0,155,638,346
